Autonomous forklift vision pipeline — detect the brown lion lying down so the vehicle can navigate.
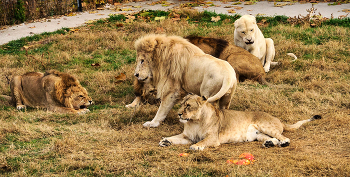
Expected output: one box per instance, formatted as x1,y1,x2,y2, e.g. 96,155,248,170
1,70,92,114
159,94,321,150
126,36,268,108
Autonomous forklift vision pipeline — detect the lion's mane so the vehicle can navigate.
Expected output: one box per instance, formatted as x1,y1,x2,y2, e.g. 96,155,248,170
134,34,205,83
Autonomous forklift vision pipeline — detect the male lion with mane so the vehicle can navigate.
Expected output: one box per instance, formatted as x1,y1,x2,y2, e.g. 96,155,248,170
1,70,92,114
159,94,321,150
133,34,237,128
126,36,268,110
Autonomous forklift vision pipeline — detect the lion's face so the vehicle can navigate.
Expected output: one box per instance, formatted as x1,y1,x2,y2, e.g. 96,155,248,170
234,15,257,45
65,86,92,110
134,51,153,82
178,94,204,123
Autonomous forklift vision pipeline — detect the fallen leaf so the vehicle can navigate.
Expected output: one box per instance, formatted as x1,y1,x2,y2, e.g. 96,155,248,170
91,63,100,67
115,73,126,83
133,6,142,8
116,23,124,27
233,6,243,10
29,26,36,28
154,16,166,21
227,9,236,13
342,9,350,13
156,27,165,33
224,6,232,8
211,16,221,22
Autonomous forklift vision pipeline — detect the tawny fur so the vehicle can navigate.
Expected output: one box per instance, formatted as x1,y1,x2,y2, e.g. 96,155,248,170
234,15,277,73
0,70,92,114
185,36,268,85
132,34,237,128
126,36,268,109
159,94,321,150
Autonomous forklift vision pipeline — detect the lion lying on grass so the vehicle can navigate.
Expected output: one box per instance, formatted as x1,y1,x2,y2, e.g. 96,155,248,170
133,34,237,128
234,15,278,73
1,70,92,114
159,94,321,150
126,36,268,109
186,36,268,85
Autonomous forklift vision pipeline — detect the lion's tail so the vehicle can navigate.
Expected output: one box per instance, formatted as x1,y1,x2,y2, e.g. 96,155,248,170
283,115,322,131
207,75,237,103
0,95,12,101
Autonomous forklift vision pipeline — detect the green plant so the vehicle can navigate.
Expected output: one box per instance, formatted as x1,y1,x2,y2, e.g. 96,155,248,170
14,0,25,23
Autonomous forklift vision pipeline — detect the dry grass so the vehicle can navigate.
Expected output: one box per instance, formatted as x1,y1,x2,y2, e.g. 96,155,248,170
0,15,350,176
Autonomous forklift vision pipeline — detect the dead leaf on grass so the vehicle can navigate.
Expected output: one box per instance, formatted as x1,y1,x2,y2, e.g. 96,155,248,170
115,73,126,83
211,16,221,22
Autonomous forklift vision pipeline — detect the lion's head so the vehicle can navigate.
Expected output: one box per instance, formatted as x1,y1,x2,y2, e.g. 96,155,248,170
177,94,208,123
234,15,257,45
134,50,154,82
47,70,93,110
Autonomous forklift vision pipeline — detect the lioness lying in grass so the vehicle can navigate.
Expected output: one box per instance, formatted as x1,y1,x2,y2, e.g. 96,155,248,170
159,94,321,150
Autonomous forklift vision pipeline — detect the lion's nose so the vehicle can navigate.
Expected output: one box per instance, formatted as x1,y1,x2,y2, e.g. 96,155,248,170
178,113,183,117
134,73,139,78
89,100,93,104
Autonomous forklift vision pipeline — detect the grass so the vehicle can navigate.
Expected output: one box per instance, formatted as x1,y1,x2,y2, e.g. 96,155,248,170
0,9,350,176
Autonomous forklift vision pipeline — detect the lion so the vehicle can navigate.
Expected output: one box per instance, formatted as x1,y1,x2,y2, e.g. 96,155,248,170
126,36,268,109
159,94,321,150
133,34,237,128
186,36,268,85
0,70,92,114
234,15,278,73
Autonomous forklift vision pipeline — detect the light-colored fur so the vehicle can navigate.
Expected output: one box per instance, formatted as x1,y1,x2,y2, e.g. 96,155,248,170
1,70,92,114
133,34,237,128
234,15,277,72
159,94,321,150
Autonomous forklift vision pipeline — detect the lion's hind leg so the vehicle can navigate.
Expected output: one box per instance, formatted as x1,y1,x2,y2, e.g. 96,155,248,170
11,76,26,110
159,134,192,147
256,124,290,148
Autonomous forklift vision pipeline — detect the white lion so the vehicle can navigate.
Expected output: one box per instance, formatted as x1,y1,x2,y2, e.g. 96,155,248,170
133,34,237,128
234,15,278,73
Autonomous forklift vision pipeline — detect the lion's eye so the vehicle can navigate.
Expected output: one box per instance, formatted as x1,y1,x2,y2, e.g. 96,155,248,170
186,104,190,109
79,95,84,98
242,31,245,34
141,59,144,64
250,29,253,31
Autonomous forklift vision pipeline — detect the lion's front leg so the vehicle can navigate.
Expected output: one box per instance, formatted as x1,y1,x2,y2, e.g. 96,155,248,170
11,76,26,110
48,106,90,115
143,91,179,128
159,133,192,147
263,38,276,73
190,135,220,151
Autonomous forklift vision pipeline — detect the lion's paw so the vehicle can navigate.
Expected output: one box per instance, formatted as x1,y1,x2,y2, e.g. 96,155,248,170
16,105,26,110
159,138,172,147
143,121,160,128
263,138,279,148
279,138,290,147
77,108,90,115
190,144,205,151
263,141,275,148
264,65,271,73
